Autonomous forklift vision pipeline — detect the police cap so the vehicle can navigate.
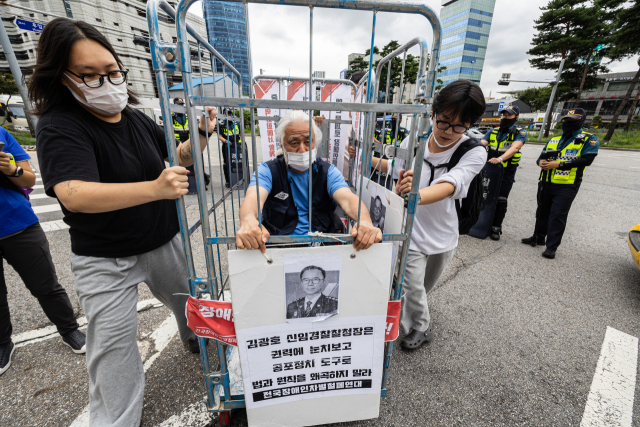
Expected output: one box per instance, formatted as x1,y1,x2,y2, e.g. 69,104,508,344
562,108,586,120
501,105,520,116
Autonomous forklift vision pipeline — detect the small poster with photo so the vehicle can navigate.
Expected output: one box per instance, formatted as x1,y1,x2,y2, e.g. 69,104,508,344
284,252,341,323
370,193,387,233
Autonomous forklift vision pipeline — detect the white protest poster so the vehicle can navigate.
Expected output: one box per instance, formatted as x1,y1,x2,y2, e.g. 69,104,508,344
320,83,352,173
283,79,309,117
363,178,405,280
285,252,341,323
229,244,393,427
254,79,281,162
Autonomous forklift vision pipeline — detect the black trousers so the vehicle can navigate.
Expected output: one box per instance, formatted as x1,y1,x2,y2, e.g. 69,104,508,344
534,181,581,250
499,165,518,199
222,142,248,185
0,223,78,345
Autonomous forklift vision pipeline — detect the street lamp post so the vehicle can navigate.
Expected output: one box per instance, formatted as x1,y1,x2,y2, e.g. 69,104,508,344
497,64,565,141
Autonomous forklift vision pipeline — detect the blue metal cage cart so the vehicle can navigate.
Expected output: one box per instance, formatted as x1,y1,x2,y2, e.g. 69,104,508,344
146,0,441,424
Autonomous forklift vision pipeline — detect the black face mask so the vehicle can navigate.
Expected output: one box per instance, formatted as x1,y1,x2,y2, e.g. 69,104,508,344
499,117,517,132
562,119,584,134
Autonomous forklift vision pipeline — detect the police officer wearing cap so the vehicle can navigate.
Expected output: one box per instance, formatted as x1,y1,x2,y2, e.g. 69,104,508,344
481,105,527,240
371,113,409,189
522,107,599,259
172,98,210,188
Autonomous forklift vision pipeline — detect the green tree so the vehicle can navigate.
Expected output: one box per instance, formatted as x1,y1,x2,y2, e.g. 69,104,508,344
348,56,368,77
0,73,19,104
528,0,592,137
596,0,640,140
517,86,553,111
630,115,640,131
591,115,603,128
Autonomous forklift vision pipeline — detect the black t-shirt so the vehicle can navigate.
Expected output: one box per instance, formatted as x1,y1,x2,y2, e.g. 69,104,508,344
36,104,179,258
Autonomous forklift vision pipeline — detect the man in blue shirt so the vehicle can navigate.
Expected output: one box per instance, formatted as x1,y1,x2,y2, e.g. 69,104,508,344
522,108,599,259
0,128,85,376
481,105,528,240
237,111,382,252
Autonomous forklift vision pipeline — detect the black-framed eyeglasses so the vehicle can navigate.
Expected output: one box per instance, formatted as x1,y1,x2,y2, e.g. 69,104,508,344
66,69,129,88
301,278,323,285
433,115,469,134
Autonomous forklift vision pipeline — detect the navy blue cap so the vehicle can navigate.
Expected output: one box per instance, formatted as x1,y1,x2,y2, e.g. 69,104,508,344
562,108,586,120
502,105,520,115
173,98,184,105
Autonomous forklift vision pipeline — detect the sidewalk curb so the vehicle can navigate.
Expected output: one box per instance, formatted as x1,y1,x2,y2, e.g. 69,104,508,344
526,142,640,152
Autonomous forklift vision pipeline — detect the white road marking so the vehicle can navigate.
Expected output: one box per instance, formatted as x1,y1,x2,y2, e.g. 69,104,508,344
158,400,212,427
32,204,61,214
32,184,44,189
69,311,179,427
40,219,69,232
29,193,50,200
36,177,42,182
630,166,640,169
15,299,163,348
580,327,638,427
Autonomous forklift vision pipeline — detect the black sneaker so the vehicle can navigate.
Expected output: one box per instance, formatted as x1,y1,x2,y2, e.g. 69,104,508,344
186,338,200,354
225,182,230,188
61,329,86,354
521,235,545,247
542,248,556,259
490,226,502,241
0,341,16,376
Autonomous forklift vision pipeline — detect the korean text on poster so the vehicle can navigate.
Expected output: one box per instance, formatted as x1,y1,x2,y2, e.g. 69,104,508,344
238,317,382,409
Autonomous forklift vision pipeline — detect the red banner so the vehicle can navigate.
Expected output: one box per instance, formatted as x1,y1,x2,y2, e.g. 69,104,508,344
385,301,401,342
186,297,401,345
186,296,237,346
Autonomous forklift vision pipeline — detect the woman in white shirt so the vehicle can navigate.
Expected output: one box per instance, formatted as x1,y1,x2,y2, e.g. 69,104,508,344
394,80,487,349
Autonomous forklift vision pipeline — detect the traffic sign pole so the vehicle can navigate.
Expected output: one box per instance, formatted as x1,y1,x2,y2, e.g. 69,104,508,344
0,17,38,132
538,57,566,142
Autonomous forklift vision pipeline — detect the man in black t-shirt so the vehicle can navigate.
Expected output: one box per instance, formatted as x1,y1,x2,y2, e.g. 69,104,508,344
31,18,218,427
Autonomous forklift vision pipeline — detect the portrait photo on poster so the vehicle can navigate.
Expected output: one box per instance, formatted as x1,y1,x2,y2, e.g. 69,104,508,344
370,194,386,233
284,252,341,323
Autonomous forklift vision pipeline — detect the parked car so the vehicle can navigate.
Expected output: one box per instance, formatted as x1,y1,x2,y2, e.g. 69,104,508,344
0,102,29,132
628,224,640,271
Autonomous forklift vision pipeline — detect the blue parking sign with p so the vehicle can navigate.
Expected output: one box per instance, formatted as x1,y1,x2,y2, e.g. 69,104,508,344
15,18,45,34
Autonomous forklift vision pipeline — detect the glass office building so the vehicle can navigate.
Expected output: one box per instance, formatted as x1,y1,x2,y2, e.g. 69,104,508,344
438,0,496,86
203,1,250,94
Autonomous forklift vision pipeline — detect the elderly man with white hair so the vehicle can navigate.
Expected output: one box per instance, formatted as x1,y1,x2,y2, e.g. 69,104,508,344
236,111,382,252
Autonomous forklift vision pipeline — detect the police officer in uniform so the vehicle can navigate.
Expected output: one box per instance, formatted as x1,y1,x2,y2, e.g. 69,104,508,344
522,108,599,259
286,265,338,319
218,108,244,188
172,98,210,189
481,105,527,240
371,114,409,189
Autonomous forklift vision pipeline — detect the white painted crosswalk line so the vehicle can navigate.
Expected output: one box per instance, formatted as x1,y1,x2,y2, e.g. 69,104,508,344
32,184,44,190
580,327,638,427
32,204,61,214
29,193,50,200
40,219,69,232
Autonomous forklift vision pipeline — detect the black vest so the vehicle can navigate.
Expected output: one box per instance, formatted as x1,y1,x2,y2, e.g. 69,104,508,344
262,155,337,236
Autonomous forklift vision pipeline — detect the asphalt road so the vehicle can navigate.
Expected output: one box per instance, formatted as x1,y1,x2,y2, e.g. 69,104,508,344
1,142,639,427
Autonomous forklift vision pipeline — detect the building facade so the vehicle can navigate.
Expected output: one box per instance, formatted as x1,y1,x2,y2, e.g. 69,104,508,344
559,71,640,125
202,1,249,95
438,0,496,86
0,1,210,100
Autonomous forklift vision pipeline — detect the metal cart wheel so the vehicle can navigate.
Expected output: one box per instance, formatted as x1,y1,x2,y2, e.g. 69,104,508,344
218,410,231,426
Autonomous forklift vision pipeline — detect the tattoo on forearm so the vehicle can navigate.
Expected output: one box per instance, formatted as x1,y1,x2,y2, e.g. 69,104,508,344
180,142,193,161
63,181,80,196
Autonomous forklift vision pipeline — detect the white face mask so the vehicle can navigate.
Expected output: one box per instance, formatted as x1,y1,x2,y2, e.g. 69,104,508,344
65,73,129,116
285,148,317,171
431,114,462,148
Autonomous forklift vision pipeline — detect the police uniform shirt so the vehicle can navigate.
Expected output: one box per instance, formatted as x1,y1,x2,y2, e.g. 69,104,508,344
538,129,599,168
286,293,338,318
482,124,527,149
220,118,239,142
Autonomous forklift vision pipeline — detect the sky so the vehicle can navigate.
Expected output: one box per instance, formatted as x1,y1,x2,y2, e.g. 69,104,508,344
188,0,637,99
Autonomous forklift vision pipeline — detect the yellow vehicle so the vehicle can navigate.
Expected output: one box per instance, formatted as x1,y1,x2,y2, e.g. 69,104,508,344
628,224,640,271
